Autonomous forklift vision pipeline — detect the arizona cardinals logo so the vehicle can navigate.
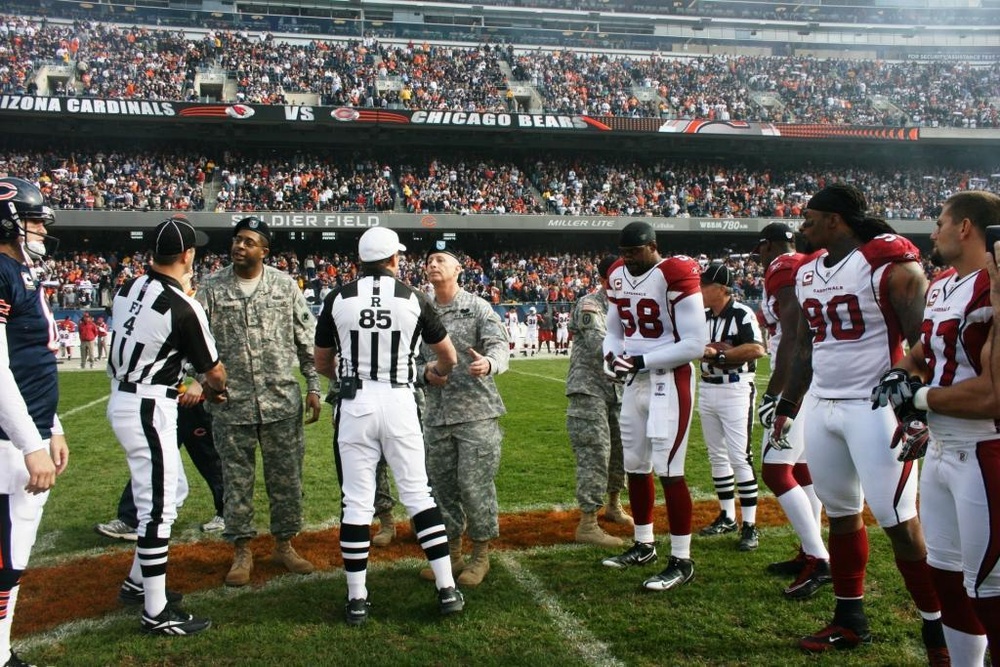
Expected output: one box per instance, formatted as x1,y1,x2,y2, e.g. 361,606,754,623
0,181,18,201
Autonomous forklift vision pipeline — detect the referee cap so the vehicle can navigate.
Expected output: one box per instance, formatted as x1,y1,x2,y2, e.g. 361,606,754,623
359,226,406,262
701,262,733,288
153,215,208,255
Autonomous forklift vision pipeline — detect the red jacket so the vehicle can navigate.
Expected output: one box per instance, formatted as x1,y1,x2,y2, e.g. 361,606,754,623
78,320,98,342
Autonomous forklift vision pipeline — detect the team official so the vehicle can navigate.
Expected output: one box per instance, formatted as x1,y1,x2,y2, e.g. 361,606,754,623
314,227,464,625
876,191,1000,666
0,177,69,667
107,214,227,636
600,221,707,592
696,262,766,551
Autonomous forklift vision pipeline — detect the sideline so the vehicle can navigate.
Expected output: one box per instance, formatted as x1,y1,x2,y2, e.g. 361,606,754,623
61,394,110,418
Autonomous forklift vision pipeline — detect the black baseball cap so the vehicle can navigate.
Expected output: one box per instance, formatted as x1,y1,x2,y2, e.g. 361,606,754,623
233,216,271,245
153,215,208,255
700,262,733,288
597,254,618,281
751,222,795,252
619,221,656,248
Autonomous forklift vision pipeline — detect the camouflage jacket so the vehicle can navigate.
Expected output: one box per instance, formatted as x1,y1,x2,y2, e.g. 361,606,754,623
566,288,621,403
196,265,320,425
417,289,509,426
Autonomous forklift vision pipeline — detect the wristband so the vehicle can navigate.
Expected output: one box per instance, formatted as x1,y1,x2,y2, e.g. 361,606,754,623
913,386,930,411
716,352,727,365
775,397,799,419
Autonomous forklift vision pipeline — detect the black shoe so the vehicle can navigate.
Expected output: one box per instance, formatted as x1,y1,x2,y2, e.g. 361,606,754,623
737,522,760,551
438,586,465,615
601,541,657,569
767,547,808,576
141,604,211,636
799,622,871,652
4,651,36,667
699,511,737,536
642,556,695,591
118,577,184,606
345,598,371,626
783,557,832,599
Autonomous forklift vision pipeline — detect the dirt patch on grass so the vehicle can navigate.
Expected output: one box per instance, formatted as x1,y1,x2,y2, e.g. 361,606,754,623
17,498,856,636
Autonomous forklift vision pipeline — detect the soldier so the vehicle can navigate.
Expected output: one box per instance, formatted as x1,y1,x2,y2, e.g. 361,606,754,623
418,246,510,587
196,216,322,587
567,255,633,548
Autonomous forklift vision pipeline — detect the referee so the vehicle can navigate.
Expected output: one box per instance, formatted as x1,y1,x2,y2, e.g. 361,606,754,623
314,226,464,626
107,215,227,636
696,262,766,551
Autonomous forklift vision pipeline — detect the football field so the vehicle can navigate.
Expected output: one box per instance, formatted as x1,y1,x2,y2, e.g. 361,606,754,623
17,357,932,666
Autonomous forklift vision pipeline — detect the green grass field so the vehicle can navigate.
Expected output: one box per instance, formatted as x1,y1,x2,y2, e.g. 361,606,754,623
20,358,934,666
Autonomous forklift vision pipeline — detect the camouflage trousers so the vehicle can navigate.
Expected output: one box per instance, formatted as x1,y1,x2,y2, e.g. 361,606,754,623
567,394,625,513
425,419,502,542
213,416,305,542
374,456,396,515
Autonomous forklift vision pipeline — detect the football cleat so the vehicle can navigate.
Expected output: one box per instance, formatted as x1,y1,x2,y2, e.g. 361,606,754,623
141,604,211,636
345,598,371,626
4,651,36,667
766,547,808,576
783,557,831,600
698,511,737,536
601,541,657,569
437,586,465,616
118,577,184,606
642,556,694,592
737,522,760,551
798,623,871,652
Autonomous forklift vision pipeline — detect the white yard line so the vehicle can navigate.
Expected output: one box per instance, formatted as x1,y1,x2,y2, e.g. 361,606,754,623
61,394,109,418
508,368,567,384
497,552,626,667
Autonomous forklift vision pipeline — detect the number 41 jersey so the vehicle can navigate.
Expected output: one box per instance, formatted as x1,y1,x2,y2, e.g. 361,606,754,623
795,234,920,400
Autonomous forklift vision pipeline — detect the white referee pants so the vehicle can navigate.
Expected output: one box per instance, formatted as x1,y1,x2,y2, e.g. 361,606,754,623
698,380,756,482
337,381,437,526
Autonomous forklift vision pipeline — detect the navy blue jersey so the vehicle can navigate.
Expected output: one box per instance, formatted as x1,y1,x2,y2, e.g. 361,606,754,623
0,254,59,440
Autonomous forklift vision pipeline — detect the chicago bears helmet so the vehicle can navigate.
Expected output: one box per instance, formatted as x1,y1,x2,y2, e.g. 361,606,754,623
0,177,49,242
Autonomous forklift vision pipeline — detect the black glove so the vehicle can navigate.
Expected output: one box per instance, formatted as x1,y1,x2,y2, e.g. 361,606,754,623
890,412,930,462
757,393,778,429
870,368,913,410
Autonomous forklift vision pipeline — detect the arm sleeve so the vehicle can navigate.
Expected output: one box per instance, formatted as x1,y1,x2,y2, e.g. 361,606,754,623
314,289,340,350
175,298,220,374
0,322,47,456
416,291,448,345
641,293,709,370
602,297,624,358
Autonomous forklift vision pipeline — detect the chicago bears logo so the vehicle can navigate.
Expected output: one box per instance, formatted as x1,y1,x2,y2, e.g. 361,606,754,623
0,182,18,201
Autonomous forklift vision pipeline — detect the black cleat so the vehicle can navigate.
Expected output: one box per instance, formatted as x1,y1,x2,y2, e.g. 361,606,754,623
783,557,832,600
601,541,657,569
141,604,211,636
737,522,760,551
4,651,36,667
698,511,737,536
767,547,808,576
345,598,371,626
642,556,695,591
438,586,465,615
799,622,871,652
118,577,184,606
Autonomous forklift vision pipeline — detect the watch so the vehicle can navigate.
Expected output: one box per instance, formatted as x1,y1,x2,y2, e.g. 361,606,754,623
716,352,727,365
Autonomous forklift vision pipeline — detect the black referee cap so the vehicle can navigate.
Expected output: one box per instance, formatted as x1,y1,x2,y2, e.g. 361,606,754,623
153,215,208,255
701,262,733,288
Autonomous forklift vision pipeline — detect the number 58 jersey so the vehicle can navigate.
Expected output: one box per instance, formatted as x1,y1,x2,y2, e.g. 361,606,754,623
795,234,920,400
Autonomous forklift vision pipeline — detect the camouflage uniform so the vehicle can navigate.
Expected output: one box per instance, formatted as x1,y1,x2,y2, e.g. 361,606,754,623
566,288,625,512
418,289,509,542
197,265,321,542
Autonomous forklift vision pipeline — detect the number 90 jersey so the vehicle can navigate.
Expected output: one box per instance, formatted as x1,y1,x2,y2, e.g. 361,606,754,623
795,234,919,400
606,255,702,358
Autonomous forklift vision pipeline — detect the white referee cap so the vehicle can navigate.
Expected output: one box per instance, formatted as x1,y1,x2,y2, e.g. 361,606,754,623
359,227,406,262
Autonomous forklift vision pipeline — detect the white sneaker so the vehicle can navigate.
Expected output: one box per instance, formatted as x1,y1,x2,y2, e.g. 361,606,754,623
94,519,138,542
201,515,225,533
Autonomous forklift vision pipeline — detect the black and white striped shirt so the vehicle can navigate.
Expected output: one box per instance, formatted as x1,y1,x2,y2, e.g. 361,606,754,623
701,298,763,378
108,270,219,387
315,269,447,385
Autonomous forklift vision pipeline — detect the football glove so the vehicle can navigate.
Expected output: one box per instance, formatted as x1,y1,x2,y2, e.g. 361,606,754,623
870,368,914,411
604,353,644,383
768,415,794,450
758,393,778,429
890,413,930,462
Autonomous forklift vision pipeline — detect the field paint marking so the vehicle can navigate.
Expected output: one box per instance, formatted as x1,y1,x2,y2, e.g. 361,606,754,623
61,394,110,418
508,368,567,384
497,552,626,667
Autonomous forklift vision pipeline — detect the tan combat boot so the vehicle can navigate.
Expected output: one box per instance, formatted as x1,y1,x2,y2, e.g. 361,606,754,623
456,540,490,587
371,510,396,547
273,538,315,575
576,511,624,548
604,491,635,528
420,538,465,581
225,538,253,587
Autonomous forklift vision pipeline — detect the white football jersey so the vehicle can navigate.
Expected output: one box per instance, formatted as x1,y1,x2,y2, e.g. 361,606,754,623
556,312,570,330
920,267,998,440
795,234,919,399
525,313,539,331
761,252,804,360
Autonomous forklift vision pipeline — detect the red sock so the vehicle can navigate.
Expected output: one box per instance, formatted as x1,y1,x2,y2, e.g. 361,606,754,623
661,477,693,536
627,472,656,526
895,557,941,615
829,526,868,598
970,596,1000,667
928,567,984,634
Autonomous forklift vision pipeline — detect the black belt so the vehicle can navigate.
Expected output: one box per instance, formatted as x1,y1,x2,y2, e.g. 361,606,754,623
355,378,412,389
702,374,743,385
117,380,179,399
